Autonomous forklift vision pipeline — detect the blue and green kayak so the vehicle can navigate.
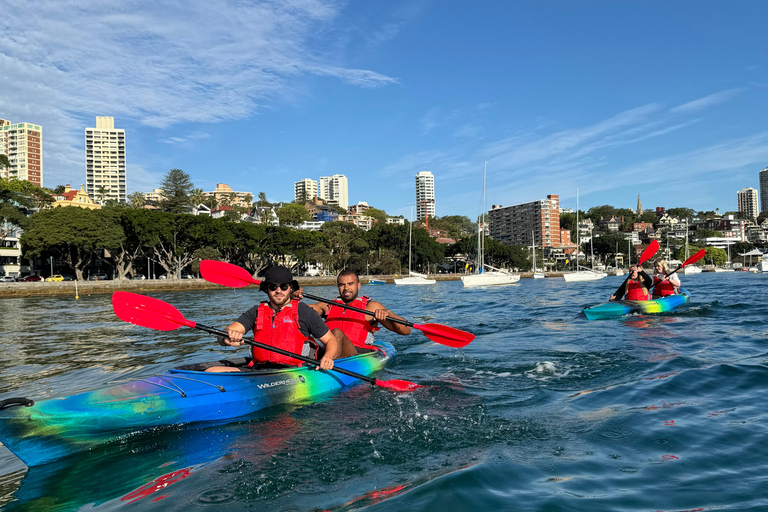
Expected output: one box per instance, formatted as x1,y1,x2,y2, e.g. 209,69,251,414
0,342,395,467
582,289,690,320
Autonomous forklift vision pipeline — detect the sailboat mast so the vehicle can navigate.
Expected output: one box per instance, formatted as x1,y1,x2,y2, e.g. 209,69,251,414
408,204,413,275
575,189,579,272
481,162,486,272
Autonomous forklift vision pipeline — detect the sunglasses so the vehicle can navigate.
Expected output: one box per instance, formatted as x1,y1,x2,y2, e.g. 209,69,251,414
267,283,291,292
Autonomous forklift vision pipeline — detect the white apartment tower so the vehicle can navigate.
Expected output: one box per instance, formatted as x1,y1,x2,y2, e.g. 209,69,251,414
295,178,318,202
415,171,435,221
86,117,126,203
318,174,348,210
737,187,759,220
759,167,768,214
0,118,43,187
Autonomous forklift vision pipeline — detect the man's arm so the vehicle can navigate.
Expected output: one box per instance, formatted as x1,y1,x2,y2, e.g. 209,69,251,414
368,300,411,335
292,287,329,316
218,321,247,347
316,330,340,370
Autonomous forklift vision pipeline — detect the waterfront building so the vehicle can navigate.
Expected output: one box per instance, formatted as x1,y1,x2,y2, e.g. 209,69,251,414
415,171,435,221
203,183,252,209
52,184,101,210
759,167,768,214
85,117,126,203
0,118,43,187
294,178,318,202
318,174,348,210
737,187,759,220
348,201,372,215
489,195,562,248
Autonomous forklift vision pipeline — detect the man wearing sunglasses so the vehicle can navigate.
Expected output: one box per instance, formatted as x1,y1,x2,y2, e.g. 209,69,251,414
298,269,411,357
206,266,342,372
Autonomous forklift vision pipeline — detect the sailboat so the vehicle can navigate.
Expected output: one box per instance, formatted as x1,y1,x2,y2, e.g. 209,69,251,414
562,189,606,282
461,163,520,287
682,223,702,274
531,231,545,279
394,205,436,285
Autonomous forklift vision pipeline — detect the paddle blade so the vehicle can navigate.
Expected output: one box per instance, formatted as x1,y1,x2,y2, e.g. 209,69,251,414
681,248,706,268
413,323,475,348
375,379,424,392
112,291,193,331
200,260,260,289
639,240,660,265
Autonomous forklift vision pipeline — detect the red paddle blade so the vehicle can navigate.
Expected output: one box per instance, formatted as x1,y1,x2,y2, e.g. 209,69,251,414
200,260,260,288
375,379,424,392
681,248,706,267
112,291,193,331
639,240,660,265
413,323,475,348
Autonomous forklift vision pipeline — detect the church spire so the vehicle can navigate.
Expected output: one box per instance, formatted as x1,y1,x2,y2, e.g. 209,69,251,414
637,194,643,215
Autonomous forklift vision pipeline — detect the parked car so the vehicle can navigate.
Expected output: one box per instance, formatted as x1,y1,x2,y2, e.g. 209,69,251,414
45,275,65,282
181,273,196,279
88,273,109,281
132,274,146,280
0,276,16,282
158,273,168,279
59,274,75,281
19,275,43,282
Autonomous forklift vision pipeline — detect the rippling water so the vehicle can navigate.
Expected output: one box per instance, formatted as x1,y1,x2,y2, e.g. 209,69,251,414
1,272,768,510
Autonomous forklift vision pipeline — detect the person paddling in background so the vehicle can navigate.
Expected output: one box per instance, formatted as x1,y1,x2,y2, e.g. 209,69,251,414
651,258,680,298
610,264,653,301
206,266,343,372
298,269,411,357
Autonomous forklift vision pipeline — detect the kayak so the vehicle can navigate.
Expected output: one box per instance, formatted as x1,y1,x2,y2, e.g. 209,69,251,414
582,289,690,320
0,342,395,467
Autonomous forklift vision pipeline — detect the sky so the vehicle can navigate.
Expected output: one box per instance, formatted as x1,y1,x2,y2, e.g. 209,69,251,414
1,0,767,220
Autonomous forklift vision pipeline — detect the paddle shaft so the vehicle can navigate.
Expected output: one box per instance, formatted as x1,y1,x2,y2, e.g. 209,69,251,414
192,322,380,387
302,291,415,328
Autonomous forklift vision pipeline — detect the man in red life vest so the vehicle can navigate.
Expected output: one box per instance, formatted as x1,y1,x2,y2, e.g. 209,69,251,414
300,269,411,357
206,266,342,372
609,264,653,301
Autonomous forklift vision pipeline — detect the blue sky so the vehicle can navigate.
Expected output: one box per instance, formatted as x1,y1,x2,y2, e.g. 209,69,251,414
1,0,767,219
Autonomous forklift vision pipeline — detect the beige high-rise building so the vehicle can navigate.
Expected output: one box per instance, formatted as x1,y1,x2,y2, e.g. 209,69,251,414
319,174,349,210
86,117,126,203
737,187,759,220
489,195,562,247
415,171,435,221
295,178,318,202
0,118,43,187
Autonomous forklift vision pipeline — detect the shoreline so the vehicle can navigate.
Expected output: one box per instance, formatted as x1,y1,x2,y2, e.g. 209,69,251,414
0,272,570,299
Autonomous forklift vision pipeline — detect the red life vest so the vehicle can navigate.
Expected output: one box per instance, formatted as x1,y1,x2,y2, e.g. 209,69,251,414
626,279,650,301
250,300,309,366
325,296,379,348
653,276,676,297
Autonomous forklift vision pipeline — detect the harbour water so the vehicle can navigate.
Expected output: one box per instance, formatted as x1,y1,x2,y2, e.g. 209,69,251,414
1,272,767,510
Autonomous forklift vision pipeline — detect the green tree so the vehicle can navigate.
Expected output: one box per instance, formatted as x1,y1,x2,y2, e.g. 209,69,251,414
191,246,222,275
159,168,194,214
51,184,67,195
96,185,110,204
277,203,310,226
189,188,206,207
21,207,125,280
705,247,727,266
318,221,368,273
0,154,9,171
128,191,145,208
256,192,270,207
666,207,695,220
365,207,388,224
638,211,657,224
0,178,53,242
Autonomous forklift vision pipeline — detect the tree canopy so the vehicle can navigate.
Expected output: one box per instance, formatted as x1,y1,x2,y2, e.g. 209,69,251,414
159,168,194,214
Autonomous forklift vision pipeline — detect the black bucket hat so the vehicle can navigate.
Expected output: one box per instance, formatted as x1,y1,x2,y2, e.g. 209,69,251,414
259,266,299,292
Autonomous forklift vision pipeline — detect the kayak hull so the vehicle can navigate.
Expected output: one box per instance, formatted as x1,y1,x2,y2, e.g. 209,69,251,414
583,290,690,320
0,342,395,466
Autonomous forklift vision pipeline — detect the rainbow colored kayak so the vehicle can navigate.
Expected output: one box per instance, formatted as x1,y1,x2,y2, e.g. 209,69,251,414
582,289,690,320
0,342,395,467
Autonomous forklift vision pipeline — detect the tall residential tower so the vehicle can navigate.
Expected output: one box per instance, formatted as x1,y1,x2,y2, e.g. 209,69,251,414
737,187,759,220
415,171,435,221
294,178,318,202
759,167,768,214
86,117,126,203
318,174,348,210
0,118,43,186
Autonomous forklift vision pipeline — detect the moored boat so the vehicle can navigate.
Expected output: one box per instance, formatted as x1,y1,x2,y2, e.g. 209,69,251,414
0,342,395,467
582,289,690,320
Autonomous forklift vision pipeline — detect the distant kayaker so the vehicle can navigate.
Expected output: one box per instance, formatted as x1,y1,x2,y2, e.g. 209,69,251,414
610,264,652,301
206,266,343,372
297,269,411,356
651,259,680,298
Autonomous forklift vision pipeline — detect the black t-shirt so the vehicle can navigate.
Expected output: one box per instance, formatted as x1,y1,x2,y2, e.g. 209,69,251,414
235,301,329,341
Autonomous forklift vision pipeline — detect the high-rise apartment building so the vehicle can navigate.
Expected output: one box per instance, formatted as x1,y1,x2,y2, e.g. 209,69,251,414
489,195,562,247
204,183,253,208
0,118,43,187
85,117,126,203
319,174,348,210
415,171,435,221
295,178,318,202
737,187,759,220
759,167,768,214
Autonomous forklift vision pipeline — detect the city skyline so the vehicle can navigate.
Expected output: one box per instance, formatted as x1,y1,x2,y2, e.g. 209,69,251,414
1,2,768,219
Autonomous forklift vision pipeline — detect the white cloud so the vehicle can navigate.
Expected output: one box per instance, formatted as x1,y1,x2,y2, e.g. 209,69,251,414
670,89,743,114
0,0,396,186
